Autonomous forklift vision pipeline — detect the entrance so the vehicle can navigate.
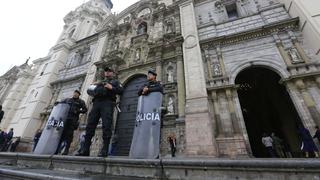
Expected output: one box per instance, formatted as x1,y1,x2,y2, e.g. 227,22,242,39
235,67,302,157
113,75,147,156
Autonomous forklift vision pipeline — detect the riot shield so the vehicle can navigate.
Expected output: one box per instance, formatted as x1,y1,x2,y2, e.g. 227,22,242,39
33,103,70,155
129,92,163,159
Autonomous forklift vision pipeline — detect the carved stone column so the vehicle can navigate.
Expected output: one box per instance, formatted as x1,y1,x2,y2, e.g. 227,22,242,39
204,48,214,79
177,55,186,118
226,88,241,134
295,79,320,127
211,91,223,136
274,35,292,66
156,61,162,82
180,0,217,156
216,46,227,76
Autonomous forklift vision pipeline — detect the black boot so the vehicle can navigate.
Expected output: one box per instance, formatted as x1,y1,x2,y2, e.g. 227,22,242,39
62,143,70,155
75,140,91,156
98,139,110,157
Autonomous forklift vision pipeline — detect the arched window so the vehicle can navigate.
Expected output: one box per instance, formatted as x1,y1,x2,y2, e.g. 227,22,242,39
137,22,148,35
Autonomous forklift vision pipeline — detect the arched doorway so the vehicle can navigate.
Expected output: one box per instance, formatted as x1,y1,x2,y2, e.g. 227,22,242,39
235,67,302,158
113,75,147,156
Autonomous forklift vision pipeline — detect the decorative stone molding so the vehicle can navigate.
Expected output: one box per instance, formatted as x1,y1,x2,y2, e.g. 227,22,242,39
200,18,299,47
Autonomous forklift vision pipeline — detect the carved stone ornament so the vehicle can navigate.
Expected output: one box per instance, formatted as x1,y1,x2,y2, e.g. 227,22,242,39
288,48,304,64
184,35,197,49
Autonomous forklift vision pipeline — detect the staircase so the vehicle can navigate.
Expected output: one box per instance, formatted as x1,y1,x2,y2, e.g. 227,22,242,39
0,153,320,180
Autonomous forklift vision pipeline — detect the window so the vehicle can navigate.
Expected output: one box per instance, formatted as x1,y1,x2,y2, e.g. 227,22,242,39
226,3,239,20
198,15,203,24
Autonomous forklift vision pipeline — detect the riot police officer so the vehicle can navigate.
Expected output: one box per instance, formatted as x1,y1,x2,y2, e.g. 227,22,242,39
138,69,163,96
76,67,123,157
55,90,87,155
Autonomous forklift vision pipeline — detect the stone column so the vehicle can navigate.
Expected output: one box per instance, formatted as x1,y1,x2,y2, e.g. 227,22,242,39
226,88,241,134
180,0,217,156
211,91,223,136
275,42,292,66
295,79,320,127
216,46,227,75
177,55,186,118
204,48,213,79
174,10,181,34
156,61,162,82
273,34,291,66
293,40,310,63
154,47,163,82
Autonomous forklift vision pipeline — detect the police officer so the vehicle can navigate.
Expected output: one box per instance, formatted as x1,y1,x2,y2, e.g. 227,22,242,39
77,67,123,157
138,69,163,96
55,90,87,155
0,105,4,123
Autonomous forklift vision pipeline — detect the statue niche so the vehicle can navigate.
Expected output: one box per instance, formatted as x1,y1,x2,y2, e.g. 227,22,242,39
167,96,175,115
288,48,303,64
137,22,148,35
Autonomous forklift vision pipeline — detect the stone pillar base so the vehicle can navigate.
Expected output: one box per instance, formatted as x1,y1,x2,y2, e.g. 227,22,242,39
185,112,217,157
216,136,249,158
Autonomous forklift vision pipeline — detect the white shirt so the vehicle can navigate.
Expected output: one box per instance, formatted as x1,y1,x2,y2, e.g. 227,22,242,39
262,136,273,147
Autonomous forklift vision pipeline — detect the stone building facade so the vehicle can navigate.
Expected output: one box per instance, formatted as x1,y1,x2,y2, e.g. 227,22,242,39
278,0,320,60
1,0,320,158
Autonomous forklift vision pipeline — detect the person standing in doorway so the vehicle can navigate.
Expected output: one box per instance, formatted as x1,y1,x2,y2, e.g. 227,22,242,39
167,134,177,157
7,128,14,142
9,137,21,152
262,133,276,158
271,133,285,158
298,125,319,158
313,126,320,144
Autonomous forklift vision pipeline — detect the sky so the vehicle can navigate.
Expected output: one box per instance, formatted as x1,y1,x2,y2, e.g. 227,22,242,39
0,0,139,76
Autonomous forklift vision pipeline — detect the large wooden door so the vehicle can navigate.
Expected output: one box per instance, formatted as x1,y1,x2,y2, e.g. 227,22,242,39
114,75,147,156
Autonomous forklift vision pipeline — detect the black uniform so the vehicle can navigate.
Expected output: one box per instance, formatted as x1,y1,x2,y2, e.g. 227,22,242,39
56,97,87,155
0,109,4,123
81,78,123,157
33,131,42,151
138,80,163,96
313,129,320,143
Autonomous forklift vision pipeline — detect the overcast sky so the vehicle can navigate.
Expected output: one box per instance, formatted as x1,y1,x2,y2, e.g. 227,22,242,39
0,0,139,76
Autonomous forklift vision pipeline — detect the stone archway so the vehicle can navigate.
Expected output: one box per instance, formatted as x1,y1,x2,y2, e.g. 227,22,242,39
113,74,147,156
235,67,303,158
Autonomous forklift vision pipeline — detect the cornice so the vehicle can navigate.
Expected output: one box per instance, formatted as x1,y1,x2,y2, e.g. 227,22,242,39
200,17,299,48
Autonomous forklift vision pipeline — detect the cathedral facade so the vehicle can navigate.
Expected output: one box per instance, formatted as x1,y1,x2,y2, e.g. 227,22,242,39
1,0,320,158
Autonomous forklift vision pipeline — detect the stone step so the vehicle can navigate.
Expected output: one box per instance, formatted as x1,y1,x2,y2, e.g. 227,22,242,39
0,165,147,180
0,153,320,180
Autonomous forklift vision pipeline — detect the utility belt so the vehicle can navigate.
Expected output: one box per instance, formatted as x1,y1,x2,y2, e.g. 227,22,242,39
93,96,116,103
92,98,121,113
